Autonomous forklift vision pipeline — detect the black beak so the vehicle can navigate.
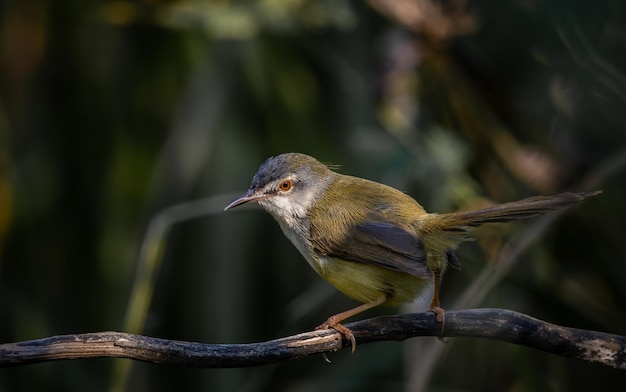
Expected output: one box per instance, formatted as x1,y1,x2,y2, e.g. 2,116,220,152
224,189,266,211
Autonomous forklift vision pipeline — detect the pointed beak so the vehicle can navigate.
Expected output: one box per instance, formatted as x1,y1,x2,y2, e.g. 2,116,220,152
224,189,266,211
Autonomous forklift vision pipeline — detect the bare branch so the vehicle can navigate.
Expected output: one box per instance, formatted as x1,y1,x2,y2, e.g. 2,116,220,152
1,309,624,369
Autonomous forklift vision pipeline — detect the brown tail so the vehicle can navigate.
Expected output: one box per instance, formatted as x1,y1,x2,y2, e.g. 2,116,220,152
441,191,601,228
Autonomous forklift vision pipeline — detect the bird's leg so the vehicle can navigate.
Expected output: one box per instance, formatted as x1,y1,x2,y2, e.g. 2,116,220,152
429,269,446,336
317,295,387,354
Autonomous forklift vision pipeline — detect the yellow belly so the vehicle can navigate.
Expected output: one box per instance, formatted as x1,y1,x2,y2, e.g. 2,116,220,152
314,255,433,306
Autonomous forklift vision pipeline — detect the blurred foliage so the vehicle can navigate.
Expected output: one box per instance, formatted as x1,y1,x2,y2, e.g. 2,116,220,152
1,0,626,391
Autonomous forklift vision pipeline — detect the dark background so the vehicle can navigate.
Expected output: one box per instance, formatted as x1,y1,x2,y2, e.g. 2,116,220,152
1,0,625,391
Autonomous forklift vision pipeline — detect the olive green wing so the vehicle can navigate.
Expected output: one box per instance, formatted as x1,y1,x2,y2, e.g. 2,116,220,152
311,219,432,279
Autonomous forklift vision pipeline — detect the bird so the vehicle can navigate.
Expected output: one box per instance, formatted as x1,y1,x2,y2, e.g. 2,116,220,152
224,152,600,352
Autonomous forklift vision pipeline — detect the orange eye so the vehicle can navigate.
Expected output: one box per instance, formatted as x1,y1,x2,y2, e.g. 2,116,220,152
278,180,292,192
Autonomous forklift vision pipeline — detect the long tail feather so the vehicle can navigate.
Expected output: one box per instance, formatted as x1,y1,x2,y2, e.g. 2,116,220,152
443,191,601,227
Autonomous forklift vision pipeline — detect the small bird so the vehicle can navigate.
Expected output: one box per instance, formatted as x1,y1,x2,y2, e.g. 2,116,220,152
224,153,599,352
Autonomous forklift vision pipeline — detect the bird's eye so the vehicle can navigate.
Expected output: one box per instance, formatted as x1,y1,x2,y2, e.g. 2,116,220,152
277,180,293,192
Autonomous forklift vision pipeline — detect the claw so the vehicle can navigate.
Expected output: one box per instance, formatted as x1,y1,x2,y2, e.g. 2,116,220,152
429,306,447,340
314,295,387,354
317,322,357,354
430,306,445,323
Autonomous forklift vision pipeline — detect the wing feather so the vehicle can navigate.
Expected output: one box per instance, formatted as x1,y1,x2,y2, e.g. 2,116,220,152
312,218,432,279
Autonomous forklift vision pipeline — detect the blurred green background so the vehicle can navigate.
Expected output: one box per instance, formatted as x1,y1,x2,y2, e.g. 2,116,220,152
1,0,626,391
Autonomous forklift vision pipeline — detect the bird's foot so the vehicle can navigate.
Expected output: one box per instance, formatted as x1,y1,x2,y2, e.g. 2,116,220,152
316,319,357,354
429,306,447,341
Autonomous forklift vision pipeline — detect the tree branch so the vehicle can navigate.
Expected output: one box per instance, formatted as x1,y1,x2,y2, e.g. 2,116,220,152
1,309,625,369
